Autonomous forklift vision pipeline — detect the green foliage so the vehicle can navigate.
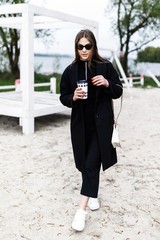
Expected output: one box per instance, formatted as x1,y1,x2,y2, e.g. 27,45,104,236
137,47,160,62
143,76,160,87
0,71,16,92
0,71,15,84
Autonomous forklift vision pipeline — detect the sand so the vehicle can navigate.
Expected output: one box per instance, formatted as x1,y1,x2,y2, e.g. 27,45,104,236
0,88,160,240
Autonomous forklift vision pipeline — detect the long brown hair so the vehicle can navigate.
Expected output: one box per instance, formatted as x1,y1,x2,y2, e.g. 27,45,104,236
73,29,105,67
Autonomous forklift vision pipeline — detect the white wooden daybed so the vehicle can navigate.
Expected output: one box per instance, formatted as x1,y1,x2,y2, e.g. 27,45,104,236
0,3,98,134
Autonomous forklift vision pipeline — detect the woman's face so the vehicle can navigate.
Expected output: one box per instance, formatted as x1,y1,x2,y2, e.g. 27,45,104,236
77,37,93,61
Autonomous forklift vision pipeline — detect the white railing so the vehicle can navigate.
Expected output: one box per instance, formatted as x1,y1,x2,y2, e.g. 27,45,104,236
121,74,144,87
0,76,57,93
0,85,16,90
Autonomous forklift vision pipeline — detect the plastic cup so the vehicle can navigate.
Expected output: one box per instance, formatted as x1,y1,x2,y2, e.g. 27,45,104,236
77,80,88,99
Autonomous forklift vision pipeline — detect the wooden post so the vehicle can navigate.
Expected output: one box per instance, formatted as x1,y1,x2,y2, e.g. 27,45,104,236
15,79,21,92
20,5,34,134
140,74,144,86
50,77,56,94
129,73,133,87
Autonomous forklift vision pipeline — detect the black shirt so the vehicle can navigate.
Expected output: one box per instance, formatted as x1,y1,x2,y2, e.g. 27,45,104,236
78,61,97,143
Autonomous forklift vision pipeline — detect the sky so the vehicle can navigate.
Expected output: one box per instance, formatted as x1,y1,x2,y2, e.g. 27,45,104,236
28,0,160,57
28,0,118,56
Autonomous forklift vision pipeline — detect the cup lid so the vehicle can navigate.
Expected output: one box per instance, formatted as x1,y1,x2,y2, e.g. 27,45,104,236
77,80,87,83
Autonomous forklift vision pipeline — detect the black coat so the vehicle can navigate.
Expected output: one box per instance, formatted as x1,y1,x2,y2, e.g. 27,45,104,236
60,61,123,172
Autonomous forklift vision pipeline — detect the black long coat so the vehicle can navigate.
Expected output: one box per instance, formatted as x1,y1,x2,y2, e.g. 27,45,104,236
60,61,123,172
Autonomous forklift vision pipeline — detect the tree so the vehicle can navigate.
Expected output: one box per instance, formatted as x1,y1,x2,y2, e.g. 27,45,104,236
0,0,53,79
0,0,26,78
137,46,160,62
107,0,160,74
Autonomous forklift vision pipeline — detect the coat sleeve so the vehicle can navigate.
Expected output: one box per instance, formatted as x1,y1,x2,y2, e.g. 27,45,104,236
103,62,123,99
59,65,76,108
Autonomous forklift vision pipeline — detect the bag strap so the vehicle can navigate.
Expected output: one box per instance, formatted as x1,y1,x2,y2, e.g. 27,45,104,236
112,84,123,125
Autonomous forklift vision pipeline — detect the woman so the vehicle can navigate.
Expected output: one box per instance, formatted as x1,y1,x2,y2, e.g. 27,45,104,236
60,29,123,231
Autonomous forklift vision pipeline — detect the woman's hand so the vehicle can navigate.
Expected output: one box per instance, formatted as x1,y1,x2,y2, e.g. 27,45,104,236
73,87,86,101
91,75,109,88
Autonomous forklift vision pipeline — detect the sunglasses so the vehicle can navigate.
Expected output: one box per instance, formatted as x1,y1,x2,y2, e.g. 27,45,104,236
77,44,93,50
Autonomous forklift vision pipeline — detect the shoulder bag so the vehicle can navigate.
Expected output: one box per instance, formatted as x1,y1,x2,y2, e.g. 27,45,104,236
111,85,123,148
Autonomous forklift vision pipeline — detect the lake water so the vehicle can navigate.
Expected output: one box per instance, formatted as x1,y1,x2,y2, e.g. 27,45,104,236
34,54,160,76
34,54,74,74
133,62,160,76
129,59,160,76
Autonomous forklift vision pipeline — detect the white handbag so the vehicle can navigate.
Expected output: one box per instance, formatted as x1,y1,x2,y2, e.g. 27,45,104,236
112,123,121,148
111,85,123,148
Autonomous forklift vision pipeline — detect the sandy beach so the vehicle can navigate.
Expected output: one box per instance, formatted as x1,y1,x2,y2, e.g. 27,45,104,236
0,88,160,240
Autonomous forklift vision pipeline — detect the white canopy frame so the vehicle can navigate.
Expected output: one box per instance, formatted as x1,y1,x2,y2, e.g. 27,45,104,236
0,3,98,134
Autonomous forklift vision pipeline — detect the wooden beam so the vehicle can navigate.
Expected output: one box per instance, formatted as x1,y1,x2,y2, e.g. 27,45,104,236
0,4,98,31
20,5,34,134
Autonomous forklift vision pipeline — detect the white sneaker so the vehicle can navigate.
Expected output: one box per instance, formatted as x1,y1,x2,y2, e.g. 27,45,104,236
71,209,87,231
88,198,100,211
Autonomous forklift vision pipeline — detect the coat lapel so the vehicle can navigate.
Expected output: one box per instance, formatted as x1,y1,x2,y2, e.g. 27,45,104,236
71,63,79,88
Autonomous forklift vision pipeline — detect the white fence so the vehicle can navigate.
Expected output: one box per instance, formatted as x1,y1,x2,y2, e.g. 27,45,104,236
121,74,144,87
0,77,57,93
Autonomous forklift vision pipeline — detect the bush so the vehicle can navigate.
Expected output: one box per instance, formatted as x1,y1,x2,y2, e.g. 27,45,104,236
0,71,15,85
137,47,160,63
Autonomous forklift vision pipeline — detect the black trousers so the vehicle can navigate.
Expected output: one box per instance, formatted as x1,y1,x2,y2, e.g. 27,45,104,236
80,132,101,198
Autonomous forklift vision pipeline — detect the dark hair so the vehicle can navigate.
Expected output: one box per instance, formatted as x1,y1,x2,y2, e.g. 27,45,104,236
73,29,104,67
